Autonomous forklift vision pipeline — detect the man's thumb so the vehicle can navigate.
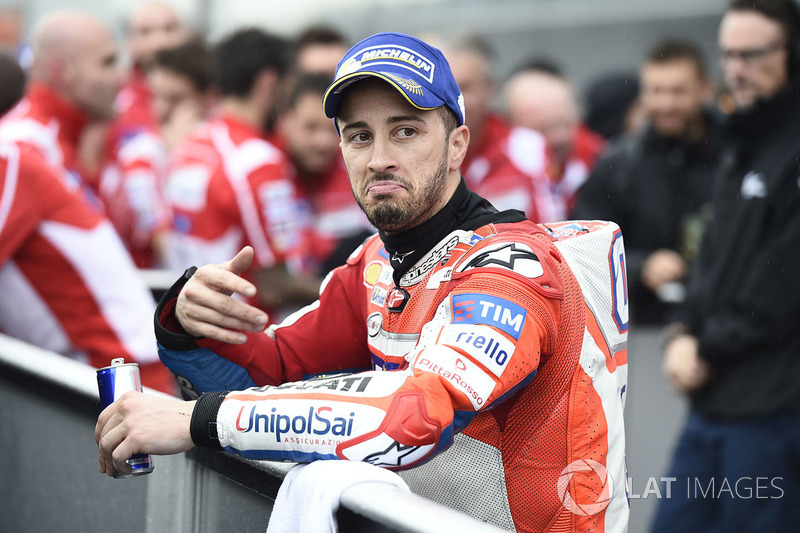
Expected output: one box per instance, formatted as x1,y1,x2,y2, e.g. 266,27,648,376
224,246,255,275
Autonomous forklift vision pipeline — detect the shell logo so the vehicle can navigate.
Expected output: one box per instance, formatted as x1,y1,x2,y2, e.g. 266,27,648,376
363,261,384,287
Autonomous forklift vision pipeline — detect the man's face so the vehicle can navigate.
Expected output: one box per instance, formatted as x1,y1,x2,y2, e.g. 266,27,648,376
282,91,340,177
640,59,710,138
449,50,493,132
128,3,187,67
506,73,578,165
337,79,457,234
68,29,124,120
147,66,206,126
719,10,788,110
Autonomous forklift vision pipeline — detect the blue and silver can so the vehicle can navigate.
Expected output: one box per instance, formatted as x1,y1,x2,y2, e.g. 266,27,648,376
96,358,155,478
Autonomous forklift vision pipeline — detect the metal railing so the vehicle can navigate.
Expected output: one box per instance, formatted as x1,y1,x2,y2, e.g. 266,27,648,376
0,333,506,533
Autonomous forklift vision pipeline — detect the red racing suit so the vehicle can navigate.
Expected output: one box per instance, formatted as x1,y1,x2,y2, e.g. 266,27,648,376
156,186,629,532
0,142,175,393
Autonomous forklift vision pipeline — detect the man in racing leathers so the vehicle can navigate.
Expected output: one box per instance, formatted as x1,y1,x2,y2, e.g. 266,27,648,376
96,32,628,533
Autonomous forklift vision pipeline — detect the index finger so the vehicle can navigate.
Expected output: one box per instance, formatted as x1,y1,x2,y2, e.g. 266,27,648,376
192,265,256,298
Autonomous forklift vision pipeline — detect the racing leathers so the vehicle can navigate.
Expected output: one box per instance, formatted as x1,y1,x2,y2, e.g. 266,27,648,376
156,180,629,532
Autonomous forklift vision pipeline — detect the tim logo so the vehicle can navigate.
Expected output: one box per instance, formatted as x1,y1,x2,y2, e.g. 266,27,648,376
451,293,527,340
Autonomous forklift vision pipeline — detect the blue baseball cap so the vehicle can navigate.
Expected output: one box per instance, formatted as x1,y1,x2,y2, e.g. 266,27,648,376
323,32,466,130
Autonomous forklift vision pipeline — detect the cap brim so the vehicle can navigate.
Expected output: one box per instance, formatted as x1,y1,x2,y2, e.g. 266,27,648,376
323,71,445,121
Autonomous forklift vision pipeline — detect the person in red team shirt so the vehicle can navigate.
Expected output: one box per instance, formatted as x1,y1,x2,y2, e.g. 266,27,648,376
117,0,189,135
0,142,175,392
446,36,559,223
505,64,606,217
0,11,121,197
0,10,174,393
96,1,191,268
97,32,629,532
163,29,318,318
278,73,373,275
147,40,216,153
100,41,216,269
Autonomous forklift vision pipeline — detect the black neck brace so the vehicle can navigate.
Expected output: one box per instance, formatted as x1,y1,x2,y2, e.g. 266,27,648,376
379,179,526,285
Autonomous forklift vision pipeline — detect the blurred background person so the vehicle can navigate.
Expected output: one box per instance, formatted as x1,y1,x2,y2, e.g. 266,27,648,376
117,0,190,135
278,73,372,275
147,39,216,152
445,35,554,222
98,40,216,269
504,61,605,216
0,11,174,393
573,38,718,325
583,71,644,141
0,51,25,117
92,0,191,268
0,10,122,198
163,28,318,319
655,0,800,530
291,24,349,77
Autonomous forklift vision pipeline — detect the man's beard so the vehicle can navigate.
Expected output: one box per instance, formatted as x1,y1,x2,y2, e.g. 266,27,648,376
356,155,449,234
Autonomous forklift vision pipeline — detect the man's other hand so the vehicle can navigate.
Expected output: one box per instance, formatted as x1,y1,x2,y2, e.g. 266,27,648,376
176,246,269,343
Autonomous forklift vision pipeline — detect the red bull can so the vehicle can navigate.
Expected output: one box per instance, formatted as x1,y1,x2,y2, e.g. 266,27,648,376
96,358,155,478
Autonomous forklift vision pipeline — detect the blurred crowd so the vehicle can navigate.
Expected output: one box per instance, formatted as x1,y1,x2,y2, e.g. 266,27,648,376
0,0,750,375
0,0,788,364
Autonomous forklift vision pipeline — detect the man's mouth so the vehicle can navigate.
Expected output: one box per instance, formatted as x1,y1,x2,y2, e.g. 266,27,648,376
366,180,407,196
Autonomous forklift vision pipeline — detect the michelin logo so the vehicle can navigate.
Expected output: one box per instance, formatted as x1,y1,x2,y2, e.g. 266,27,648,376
337,45,436,83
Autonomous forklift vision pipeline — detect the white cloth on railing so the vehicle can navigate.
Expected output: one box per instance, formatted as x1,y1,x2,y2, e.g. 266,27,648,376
266,460,410,533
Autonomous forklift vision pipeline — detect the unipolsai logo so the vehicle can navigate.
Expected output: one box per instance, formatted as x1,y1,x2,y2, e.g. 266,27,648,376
557,459,613,516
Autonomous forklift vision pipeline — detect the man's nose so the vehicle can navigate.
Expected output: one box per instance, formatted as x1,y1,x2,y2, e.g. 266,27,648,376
367,138,398,174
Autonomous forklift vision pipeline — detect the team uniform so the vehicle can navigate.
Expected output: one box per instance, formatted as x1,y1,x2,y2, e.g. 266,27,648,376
156,182,629,532
114,68,159,134
98,129,170,268
0,82,96,199
461,115,565,223
162,115,302,278
99,72,170,268
0,142,173,391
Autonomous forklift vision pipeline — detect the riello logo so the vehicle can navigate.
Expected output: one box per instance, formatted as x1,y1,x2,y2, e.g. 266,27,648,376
235,405,355,443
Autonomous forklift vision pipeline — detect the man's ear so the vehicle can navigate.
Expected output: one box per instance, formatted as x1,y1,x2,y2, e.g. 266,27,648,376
448,124,470,172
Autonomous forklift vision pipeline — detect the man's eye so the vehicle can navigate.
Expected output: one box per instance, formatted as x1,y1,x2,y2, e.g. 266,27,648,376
398,128,416,138
351,132,370,143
